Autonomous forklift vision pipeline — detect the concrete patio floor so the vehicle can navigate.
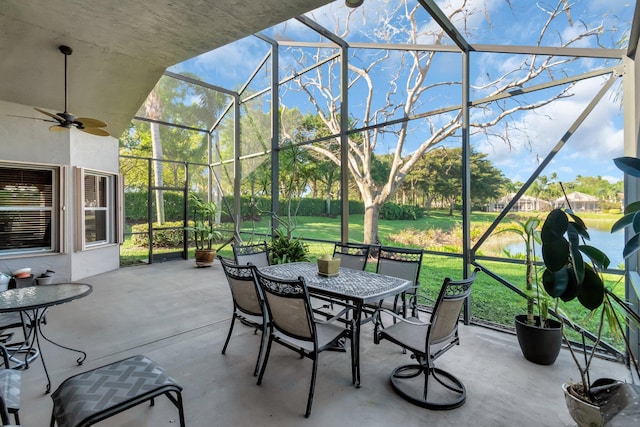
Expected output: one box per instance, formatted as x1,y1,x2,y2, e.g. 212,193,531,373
14,260,631,426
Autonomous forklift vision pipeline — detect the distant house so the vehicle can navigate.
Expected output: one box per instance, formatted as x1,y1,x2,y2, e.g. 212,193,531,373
491,193,552,212
554,192,600,211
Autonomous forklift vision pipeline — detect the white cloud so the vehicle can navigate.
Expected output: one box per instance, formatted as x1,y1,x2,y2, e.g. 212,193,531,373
476,75,624,181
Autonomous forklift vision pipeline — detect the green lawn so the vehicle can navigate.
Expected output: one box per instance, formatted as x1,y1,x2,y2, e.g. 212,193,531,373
121,210,626,350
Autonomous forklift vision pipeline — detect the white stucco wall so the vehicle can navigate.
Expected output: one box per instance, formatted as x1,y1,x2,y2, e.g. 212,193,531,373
0,100,121,281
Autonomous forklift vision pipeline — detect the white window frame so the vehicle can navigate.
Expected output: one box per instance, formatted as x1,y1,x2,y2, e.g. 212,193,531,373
75,167,122,251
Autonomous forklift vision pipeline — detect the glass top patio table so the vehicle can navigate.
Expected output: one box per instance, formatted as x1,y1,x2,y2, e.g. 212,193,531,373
259,262,412,387
0,283,92,312
0,283,92,393
259,262,412,303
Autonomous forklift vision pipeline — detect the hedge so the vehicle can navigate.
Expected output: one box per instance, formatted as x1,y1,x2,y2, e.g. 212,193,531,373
124,192,366,222
130,221,186,248
379,202,425,220
125,192,185,222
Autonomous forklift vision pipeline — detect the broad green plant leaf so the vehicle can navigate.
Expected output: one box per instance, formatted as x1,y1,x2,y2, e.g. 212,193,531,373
496,227,524,239
634,211,640,233
542,268,569,298
611,212,636,233
578,245,611,270
576,266,604,310
623,233,640,259
541,209,568,243
570,246,585,284
567,223,581,249
542,236,569,272
624,200,640,215
524,218,540,235
614,156,640,178
567,213,588,239
559,269,579,302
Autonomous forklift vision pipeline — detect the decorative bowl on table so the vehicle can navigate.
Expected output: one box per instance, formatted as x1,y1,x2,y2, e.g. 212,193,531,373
12,268,31,279
15,274,34,288
317,255,340,277
36,275,54,285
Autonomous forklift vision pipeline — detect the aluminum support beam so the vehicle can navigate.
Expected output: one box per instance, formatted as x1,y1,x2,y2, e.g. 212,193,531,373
461,51,472,323
622,52,640,370
233,94,241,242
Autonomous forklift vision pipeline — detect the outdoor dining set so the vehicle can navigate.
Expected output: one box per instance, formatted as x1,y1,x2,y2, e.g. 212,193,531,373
221,241,480,418
0,241,479,425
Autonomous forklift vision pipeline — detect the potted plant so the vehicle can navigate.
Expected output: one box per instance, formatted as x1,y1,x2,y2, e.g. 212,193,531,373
499,217,563,365
317,253,340,277
266,212,310,264
186,193,222,267
540,181,640,425
268,229,309,264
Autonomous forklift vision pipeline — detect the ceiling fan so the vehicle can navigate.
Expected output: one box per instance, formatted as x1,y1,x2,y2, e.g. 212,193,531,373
33,45,110,136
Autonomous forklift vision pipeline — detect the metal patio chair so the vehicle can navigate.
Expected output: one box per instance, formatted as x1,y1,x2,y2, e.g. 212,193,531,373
370,246,424,319
0,313,38,370
218,256,268,376
232,241,270,268
332,242,371,271
374,268,479,410
254,269,355,418
0,345,21,425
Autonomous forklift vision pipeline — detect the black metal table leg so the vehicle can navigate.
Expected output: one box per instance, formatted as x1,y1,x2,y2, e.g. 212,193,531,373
354,301,362,388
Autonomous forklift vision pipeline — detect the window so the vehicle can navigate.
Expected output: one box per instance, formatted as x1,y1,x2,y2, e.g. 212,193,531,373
84,173,109,244
75,168,121,249
0,163,60,255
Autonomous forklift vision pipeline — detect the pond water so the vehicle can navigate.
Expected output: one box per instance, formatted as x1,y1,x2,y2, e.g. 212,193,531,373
503,228,625,269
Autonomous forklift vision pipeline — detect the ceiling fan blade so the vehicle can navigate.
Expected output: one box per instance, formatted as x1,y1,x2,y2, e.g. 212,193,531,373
34,107,65,123
7,114,57,123
76,117,108,128
81,127,110,137
49,124,69,132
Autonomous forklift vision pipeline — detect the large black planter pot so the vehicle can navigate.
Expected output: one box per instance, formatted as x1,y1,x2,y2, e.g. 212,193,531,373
514,314,563,365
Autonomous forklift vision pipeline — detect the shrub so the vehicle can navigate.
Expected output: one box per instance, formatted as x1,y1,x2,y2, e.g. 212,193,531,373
130,221,186,248
380,202,424,220
268,229,310,264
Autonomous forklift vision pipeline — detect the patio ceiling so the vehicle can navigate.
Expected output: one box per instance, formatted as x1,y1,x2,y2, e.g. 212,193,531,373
0,0,333,136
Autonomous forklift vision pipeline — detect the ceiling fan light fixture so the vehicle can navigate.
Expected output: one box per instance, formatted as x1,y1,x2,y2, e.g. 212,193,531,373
345,0,364,8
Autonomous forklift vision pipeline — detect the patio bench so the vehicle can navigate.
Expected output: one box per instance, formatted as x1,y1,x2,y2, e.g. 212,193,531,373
50,355,185,427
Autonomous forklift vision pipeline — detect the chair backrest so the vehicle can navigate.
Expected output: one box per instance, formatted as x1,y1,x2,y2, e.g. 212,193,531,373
332,243,371,271
218,256,263,317
233,241,270,267
376,246,424,289
427,268,479,347
254,270,315,343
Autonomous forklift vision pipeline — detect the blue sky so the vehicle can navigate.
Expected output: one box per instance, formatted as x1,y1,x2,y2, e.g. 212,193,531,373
168,0,631,184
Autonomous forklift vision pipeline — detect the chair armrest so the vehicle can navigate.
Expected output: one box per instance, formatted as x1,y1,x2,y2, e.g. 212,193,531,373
377,308,429,326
